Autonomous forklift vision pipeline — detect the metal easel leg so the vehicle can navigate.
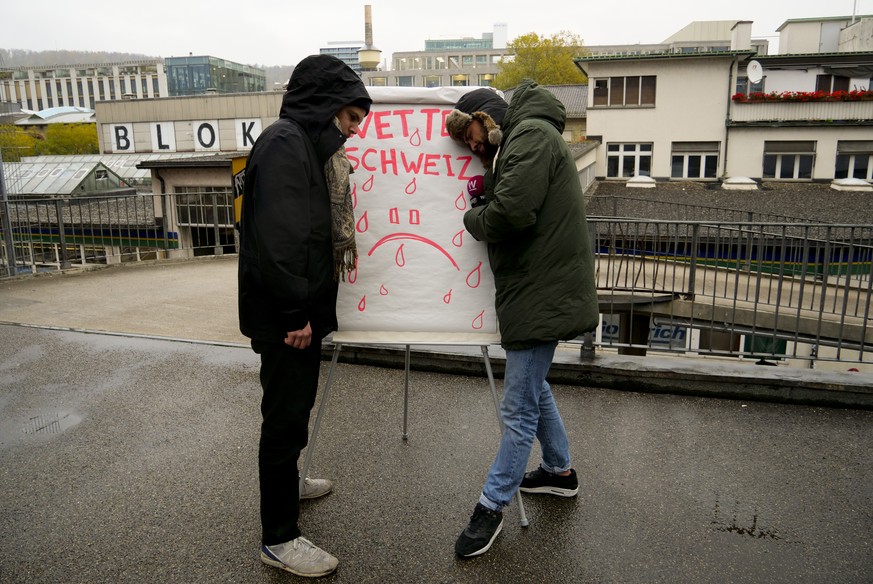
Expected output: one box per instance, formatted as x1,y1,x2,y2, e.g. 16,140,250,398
402,344,410,440
300,342,342,500
481,345,529,527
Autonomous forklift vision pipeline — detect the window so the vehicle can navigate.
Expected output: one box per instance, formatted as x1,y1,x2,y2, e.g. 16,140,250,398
835,141,873,180
451,74,470,86
592,76,656,107
607,143,653,178
735,76,764,95
816,74,850,93
423,75,441,88
477,74,494,86
763,141,815,180
175,186,234,227
367,77,388,87
671,142,719,179
396,76,414,87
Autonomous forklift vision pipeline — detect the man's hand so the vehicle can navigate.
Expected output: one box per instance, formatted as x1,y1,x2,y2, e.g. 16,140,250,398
467,175,486,208
284,322,313,349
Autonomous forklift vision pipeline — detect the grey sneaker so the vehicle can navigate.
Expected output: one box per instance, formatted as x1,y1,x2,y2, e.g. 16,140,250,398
300,477,334,500
260,536,338,577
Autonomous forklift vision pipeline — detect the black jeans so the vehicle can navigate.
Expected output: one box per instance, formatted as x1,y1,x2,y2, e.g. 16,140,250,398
252,339,322,546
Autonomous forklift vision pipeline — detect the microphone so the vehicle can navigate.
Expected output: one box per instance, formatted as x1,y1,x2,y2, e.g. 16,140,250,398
466,175,486,208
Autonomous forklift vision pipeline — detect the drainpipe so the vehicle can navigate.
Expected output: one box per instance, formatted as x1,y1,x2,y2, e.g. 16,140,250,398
155,170,169,253
723,58,735,180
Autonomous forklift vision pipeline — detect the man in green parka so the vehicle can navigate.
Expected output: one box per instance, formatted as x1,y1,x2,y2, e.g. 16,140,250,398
446,83,599,557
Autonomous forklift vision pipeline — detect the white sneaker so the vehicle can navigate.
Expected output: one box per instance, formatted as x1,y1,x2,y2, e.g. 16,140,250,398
260,536,338,577
300,477,334,500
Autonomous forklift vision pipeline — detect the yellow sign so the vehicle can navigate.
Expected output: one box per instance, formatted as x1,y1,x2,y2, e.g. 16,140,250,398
232,156,247,224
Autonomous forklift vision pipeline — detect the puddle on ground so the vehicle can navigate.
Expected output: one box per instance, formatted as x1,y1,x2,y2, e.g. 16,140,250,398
21,411,83,435
0,411,83,448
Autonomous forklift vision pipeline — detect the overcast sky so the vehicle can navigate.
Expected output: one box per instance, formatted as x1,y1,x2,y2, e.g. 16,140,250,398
3,0,871,67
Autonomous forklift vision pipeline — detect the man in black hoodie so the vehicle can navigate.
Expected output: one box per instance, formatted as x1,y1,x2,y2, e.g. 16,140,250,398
238,54,371,577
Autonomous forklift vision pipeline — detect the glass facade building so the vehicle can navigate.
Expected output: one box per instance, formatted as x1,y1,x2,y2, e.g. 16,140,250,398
164,56,265,96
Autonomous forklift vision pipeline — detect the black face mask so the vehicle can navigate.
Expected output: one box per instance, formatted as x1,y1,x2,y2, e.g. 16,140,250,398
313,122,346,166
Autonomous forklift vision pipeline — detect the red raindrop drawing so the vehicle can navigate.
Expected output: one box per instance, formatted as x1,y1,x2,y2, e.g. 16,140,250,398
395,244,406,267
351,184,357,208
452,230,464,247
362,175,375,192
409,128,422,147
472,310,485,330
348,266,358,284
454,191,467,211
380,284,389,296
405,178,417,195
466,261,482,288
358,296,367,312
356,211,369,233
443,289,453,304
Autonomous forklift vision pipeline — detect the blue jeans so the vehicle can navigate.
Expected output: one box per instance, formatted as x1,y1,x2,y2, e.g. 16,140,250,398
479,341,572,511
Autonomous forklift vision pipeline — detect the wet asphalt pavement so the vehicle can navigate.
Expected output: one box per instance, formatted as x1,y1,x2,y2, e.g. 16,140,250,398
1,323,871,583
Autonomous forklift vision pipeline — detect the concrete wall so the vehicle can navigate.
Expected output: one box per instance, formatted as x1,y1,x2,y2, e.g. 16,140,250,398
780,21,825,54
839,19,873,52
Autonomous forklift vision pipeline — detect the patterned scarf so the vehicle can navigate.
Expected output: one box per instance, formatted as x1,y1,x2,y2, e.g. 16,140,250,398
324,119,357,282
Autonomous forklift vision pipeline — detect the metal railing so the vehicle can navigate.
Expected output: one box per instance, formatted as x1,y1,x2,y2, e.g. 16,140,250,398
588,218,872,364
0,191,236,274
2,193,871,364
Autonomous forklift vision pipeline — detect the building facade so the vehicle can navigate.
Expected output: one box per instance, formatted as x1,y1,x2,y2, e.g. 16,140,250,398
0,60,168,111
575,18,873,182
361,26,509,88
163,56,265,96
0,55,266,111
362,49,507,88
320,42,366,74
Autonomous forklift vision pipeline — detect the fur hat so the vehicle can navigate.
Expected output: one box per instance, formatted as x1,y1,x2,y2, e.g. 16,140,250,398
445,88,508,146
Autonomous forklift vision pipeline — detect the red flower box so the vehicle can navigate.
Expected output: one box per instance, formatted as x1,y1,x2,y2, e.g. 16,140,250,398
732,90,873,103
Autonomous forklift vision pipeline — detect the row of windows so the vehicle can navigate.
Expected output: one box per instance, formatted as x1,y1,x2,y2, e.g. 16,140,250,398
592,76,657,107
607,141,873,180
596,73,871,107
366,73,495,88
4,65,162,81
2,76,162,109
392,54,502,71
734,74,872,96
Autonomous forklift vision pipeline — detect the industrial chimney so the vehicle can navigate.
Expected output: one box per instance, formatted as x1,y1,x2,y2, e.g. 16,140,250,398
358,5,382,71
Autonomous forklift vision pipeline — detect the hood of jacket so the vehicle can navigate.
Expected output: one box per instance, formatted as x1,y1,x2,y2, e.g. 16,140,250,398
279,54,372,162
501,79,566,139
445,88,507,147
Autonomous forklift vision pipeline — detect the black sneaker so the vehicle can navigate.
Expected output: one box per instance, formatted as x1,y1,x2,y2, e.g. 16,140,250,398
519,467,579,497
454,503,504,558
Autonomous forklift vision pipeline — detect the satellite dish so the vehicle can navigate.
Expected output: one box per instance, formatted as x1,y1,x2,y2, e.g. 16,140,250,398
746,60,763,84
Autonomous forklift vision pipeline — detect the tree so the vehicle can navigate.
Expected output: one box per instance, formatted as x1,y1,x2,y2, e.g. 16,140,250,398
34,124,99,155
494,32,588,90
0,125,39,161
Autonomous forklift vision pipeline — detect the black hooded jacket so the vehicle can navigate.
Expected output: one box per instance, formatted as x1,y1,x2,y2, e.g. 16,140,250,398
238,55,371,342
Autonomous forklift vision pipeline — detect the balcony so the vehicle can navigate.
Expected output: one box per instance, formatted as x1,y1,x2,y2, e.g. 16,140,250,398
730,100,873,126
